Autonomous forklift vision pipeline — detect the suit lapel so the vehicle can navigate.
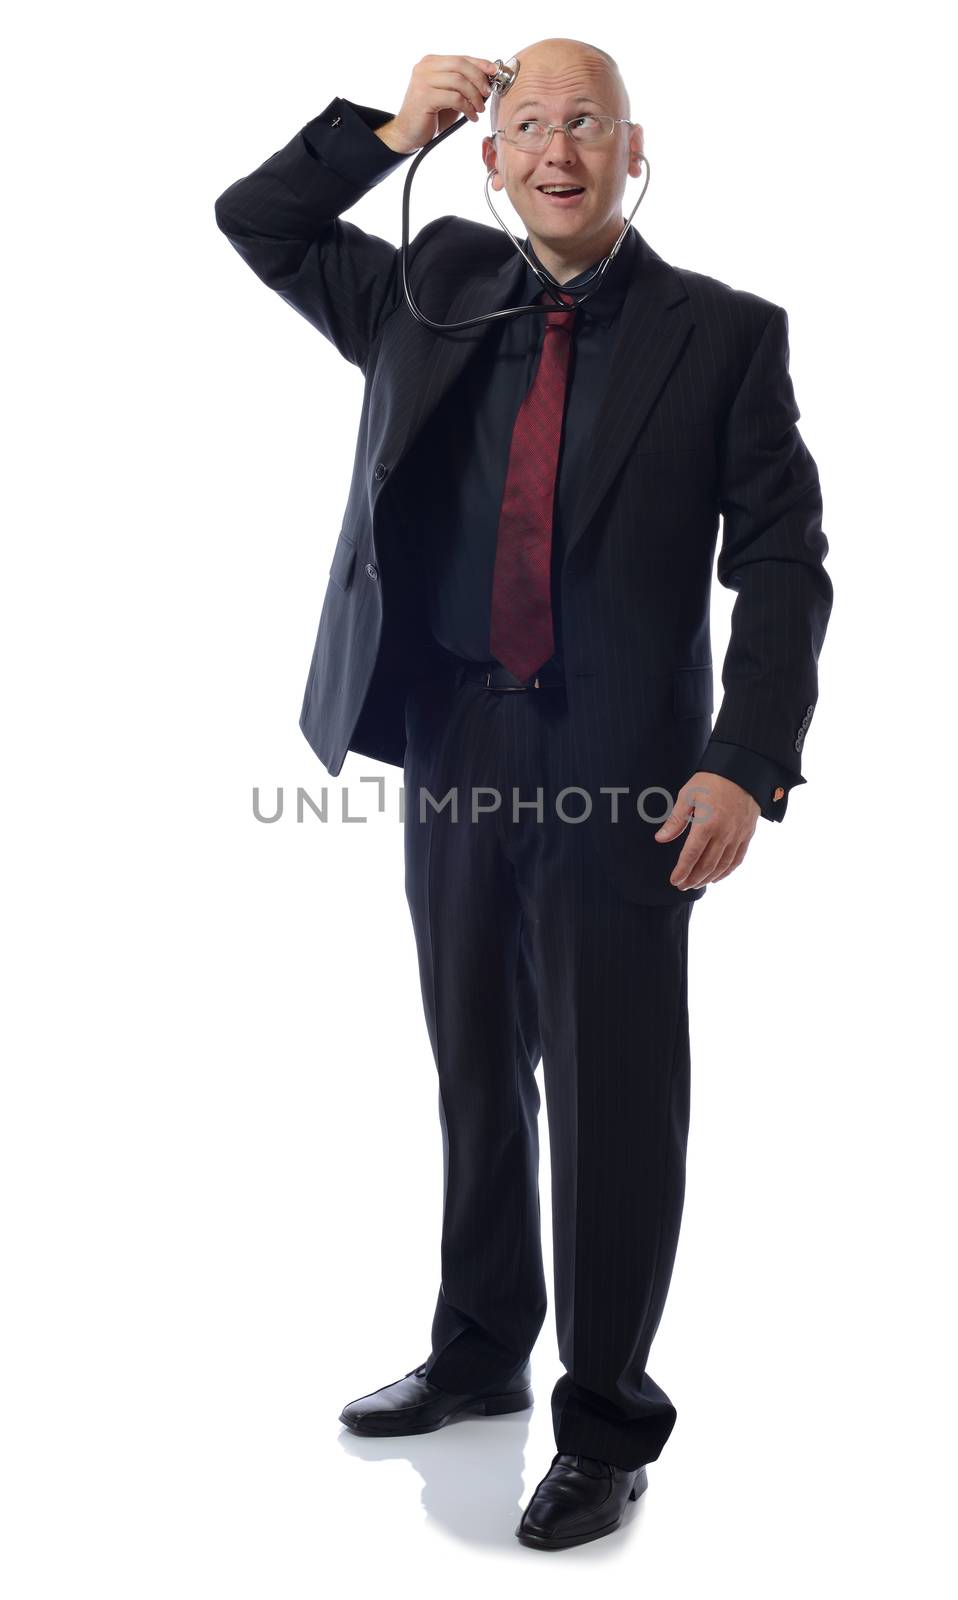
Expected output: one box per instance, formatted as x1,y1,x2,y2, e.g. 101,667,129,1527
385,249,527,469
565,239,694,561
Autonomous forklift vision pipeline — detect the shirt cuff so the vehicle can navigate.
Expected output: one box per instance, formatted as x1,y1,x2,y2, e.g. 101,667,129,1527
695,739,806,822
300,95,413,190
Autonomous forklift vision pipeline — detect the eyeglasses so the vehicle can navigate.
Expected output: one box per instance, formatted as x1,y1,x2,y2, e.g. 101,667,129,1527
492,114,634,153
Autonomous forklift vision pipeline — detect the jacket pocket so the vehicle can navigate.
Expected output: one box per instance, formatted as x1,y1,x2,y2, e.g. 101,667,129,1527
328,529,357,592
672,664,714,719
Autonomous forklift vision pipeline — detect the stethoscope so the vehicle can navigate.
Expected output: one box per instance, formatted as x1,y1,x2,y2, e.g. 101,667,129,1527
400,55,651,333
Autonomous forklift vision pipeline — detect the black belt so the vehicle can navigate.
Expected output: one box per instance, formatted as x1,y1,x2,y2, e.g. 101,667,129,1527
461,657,566,692
425,643,567,692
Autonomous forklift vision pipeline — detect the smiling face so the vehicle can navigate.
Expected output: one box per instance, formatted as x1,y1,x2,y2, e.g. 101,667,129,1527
482,39,644,276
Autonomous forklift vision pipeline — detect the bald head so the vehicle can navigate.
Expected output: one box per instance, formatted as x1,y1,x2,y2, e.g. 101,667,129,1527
489,37,630,137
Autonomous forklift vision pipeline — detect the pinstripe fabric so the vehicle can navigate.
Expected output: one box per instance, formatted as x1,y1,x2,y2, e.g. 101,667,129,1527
403,656,692,1468
213,94,832,905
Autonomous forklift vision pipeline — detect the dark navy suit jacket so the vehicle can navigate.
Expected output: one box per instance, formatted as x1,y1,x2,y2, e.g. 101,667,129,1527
214,96,833,905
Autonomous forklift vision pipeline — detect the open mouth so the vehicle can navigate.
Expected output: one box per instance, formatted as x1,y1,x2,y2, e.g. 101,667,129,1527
537,184,586,204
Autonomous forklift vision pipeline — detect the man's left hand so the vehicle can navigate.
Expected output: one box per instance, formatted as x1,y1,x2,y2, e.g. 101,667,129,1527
654,771,760,890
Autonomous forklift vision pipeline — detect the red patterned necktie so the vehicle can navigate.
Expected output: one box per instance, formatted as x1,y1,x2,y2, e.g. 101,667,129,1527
489,289,577,682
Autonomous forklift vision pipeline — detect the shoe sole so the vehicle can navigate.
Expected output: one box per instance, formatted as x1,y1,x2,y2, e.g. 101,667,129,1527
338,1386,534,1436
515,1466,649,1550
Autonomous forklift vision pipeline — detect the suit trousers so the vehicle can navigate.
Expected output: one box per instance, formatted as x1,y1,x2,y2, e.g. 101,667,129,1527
402,651,694,1470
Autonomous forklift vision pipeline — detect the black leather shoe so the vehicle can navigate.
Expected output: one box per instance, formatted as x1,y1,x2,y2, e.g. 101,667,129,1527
339,1360,533,1436
516,1452,648,1550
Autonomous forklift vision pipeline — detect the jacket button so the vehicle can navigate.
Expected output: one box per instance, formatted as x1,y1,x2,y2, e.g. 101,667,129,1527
794,737,803,751
374,462,388,481
365,562,379,580
806,704,815,716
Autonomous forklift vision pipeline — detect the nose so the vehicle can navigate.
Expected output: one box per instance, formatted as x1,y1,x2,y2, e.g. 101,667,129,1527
545,125,578,157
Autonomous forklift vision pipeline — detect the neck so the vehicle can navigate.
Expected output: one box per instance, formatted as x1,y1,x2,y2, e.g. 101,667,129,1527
527,214,627,285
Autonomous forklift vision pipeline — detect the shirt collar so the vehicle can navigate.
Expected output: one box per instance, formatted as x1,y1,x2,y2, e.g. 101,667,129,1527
519,224,637,327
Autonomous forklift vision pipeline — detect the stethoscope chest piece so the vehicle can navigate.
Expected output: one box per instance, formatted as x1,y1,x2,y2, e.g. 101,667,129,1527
489,56,520,96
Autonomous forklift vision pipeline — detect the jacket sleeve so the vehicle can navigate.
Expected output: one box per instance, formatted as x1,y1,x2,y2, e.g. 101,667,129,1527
695,739,803,823
213,96,415,370
696,303,833,818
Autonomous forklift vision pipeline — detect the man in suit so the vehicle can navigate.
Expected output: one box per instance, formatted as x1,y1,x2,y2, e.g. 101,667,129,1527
214,36,832,1550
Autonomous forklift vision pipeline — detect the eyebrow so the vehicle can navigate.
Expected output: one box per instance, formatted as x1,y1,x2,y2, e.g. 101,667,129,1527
510,97,605,114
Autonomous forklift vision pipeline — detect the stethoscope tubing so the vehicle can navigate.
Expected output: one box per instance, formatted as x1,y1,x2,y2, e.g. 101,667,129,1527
399,112,651,333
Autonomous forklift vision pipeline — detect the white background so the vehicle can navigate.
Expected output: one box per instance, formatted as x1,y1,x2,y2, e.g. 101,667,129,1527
3,2,955,1592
